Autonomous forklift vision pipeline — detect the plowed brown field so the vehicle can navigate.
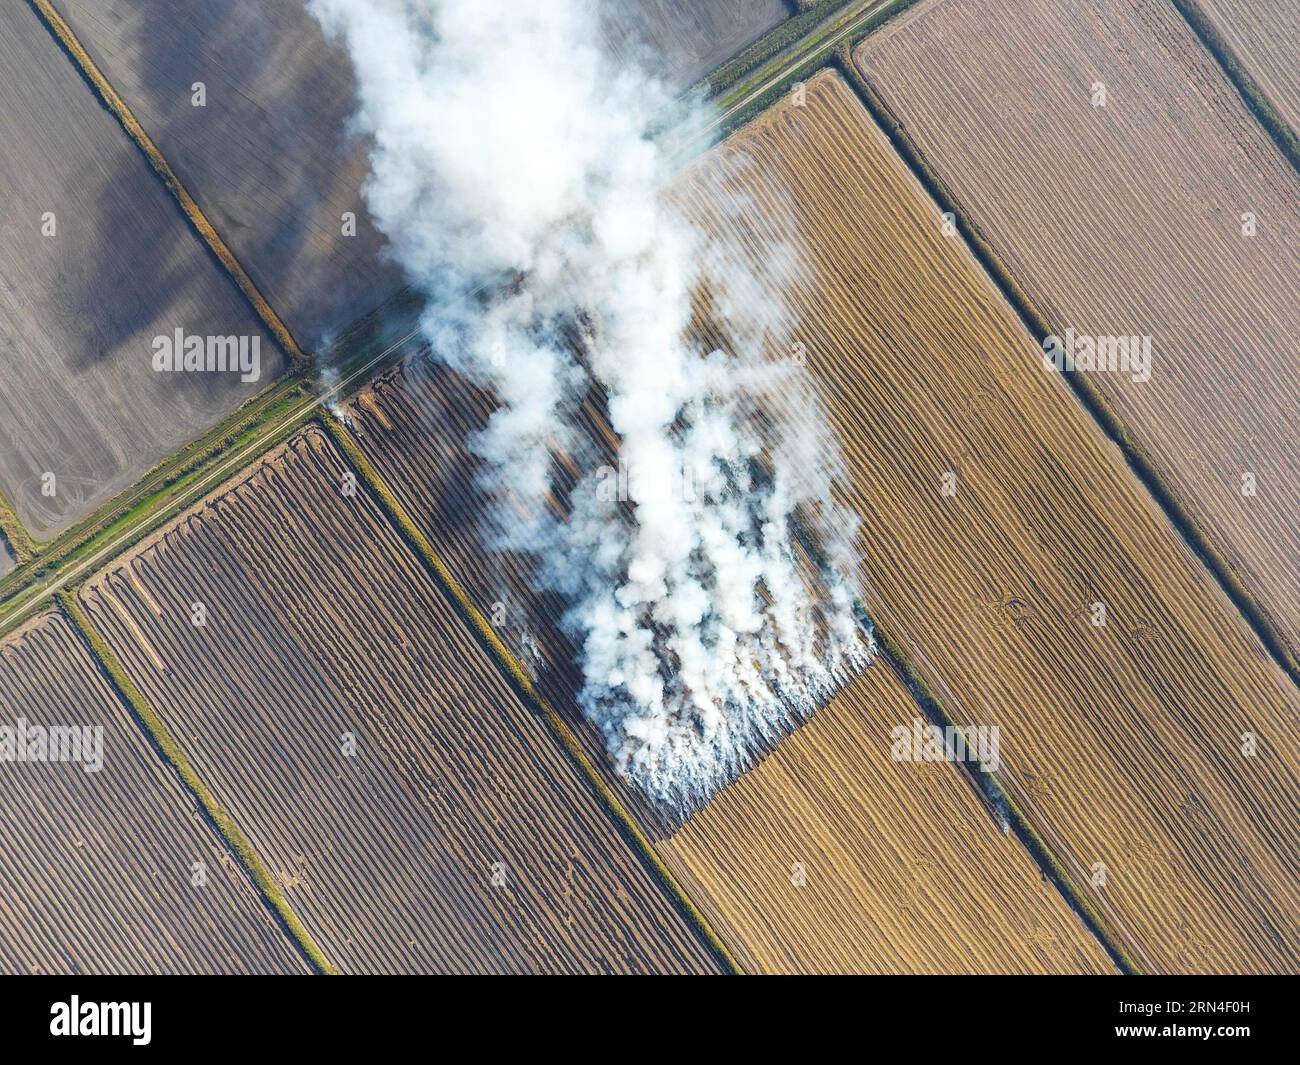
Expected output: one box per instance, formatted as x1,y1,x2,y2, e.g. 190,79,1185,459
79,427,722,974
0,611,306,973
856,0,1300,665
54,0,787,350
659,662,1117,973
672,69,1300,973
0,2,281,538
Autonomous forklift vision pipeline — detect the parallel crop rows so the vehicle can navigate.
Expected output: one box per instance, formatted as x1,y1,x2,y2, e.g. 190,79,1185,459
670,69,1300,972
602,0,791,89
341,339,1116,974
9,0,1298,977
0,612,306,973
856,0,1300,666
1192,0,1300,136
662,663,1117,973
80,427,721,974
0,3,281,539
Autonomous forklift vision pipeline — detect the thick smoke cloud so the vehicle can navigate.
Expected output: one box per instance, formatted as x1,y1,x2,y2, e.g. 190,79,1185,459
311,0,872,811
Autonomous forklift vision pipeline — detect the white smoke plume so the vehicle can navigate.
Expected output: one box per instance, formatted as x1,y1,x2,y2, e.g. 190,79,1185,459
311,0,872,812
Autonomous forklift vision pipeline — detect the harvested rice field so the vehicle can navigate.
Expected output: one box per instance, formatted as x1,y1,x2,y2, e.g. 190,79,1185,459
1191,0,1300,135
338,361,589,784
7,0,1299,989
0,2,281,539
79,427,723,974
856,0,1300,664
340,357,1115,974
0,611,307,974
669,68,1300,973
657,662,1117,974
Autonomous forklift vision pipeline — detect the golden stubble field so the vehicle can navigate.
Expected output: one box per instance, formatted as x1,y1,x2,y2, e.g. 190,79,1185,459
79,426,723,974
0,611,307,973
661,662,1117,974
670,68,1300,973
856,0,1300,664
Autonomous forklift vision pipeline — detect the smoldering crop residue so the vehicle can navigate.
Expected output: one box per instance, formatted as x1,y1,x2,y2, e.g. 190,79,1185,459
311,0,872,812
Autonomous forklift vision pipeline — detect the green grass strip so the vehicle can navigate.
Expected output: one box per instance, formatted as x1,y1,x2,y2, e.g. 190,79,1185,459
698,0,922,141
57,590,337,975
0,311,424,644
0,489,36,563
318,414,744,975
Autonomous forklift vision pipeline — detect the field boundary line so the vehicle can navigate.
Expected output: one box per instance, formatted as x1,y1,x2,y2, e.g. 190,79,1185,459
678,0,921,150
2,0,906,611
0,382,309,597
0,290,424,629
788,519,1135,972
874,627,1142,974
0,404,314,642
836,51,1300,689
26,0,308,365
55,590,336,975
1171,0,1300,177
317,414,744,975
692,0,858,97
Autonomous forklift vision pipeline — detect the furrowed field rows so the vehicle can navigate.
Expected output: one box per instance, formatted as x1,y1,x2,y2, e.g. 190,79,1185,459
856,0,1300,665
80,427,723,974
663,663,1117,973
0,611,307,974
338,363,599,801
1190,0,1300,137
673,69,1300,972
0,3,281,539
341,357,1115,973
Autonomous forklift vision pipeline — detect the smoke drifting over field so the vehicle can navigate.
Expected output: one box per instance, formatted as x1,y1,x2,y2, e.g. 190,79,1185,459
311,0,871,810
